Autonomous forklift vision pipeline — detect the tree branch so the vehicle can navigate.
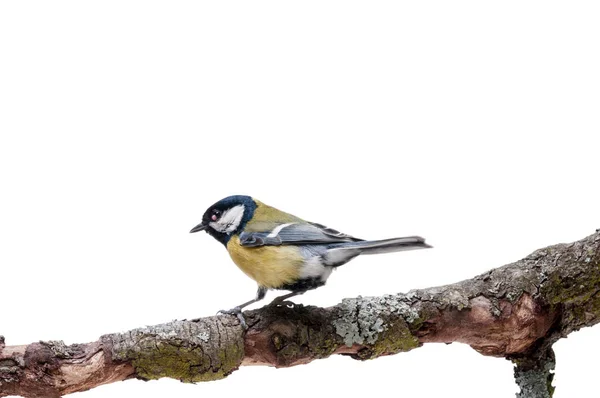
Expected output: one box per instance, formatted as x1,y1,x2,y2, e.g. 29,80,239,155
2,231,599,398
513,347,556,398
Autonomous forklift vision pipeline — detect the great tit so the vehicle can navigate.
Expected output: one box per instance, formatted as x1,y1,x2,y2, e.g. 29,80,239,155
190,195,431,326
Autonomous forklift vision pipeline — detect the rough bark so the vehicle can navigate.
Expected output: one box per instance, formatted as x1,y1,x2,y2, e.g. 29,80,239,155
1,231,599,398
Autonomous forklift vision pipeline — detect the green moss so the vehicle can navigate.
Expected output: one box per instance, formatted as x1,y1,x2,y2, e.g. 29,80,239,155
128,340,243,383
541,262,600,306
405,314,425,332
271,324,340,366
356,320,419,360
561,288,600,328
271,333,284,351
277,343,302,363
309,333,338,358
537,258,600,332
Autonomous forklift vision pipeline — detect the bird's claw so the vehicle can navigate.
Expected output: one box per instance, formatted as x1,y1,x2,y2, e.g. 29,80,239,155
216,307,240,315
217,307,248,329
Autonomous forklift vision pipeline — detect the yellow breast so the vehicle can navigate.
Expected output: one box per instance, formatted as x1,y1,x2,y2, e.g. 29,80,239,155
226,235,301,289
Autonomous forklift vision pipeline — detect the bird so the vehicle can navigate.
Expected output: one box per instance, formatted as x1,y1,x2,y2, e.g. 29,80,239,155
190,195,431,327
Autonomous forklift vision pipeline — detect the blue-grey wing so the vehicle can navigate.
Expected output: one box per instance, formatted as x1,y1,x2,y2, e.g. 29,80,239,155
239,222,362,247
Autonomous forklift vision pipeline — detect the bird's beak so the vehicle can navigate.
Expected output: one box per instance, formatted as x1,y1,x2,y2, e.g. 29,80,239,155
190,223,208,233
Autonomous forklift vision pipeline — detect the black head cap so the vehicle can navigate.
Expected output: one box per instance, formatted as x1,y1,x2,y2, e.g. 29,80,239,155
190,195,257,245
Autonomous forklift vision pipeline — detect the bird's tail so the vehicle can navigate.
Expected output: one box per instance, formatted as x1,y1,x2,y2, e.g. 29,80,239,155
329,236,431,254
323,236,431,267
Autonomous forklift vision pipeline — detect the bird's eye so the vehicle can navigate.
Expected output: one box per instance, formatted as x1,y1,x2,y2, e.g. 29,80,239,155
211,209,221,221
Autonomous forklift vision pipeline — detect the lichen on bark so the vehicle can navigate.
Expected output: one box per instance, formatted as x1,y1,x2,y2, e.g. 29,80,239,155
332,295,420,359
512,348,556,398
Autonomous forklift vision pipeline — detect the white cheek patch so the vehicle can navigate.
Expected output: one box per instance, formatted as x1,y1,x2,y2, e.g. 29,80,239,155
209,205,245,234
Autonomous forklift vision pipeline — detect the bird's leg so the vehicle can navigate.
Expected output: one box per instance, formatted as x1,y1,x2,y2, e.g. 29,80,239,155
270,290,306,307
217,286,267,329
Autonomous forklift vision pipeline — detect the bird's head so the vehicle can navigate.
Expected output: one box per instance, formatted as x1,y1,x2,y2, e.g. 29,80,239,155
190,195,257,245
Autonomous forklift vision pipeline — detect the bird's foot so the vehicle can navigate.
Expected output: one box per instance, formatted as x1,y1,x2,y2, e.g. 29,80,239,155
217,307,248,329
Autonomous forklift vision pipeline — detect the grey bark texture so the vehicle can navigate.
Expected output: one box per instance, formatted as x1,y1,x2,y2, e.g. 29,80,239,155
1,231,599,398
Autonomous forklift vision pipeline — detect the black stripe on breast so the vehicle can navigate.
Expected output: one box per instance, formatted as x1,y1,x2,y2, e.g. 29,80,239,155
277,278,326,292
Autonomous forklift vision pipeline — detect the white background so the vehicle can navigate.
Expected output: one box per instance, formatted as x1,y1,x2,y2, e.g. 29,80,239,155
1,1,599,397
